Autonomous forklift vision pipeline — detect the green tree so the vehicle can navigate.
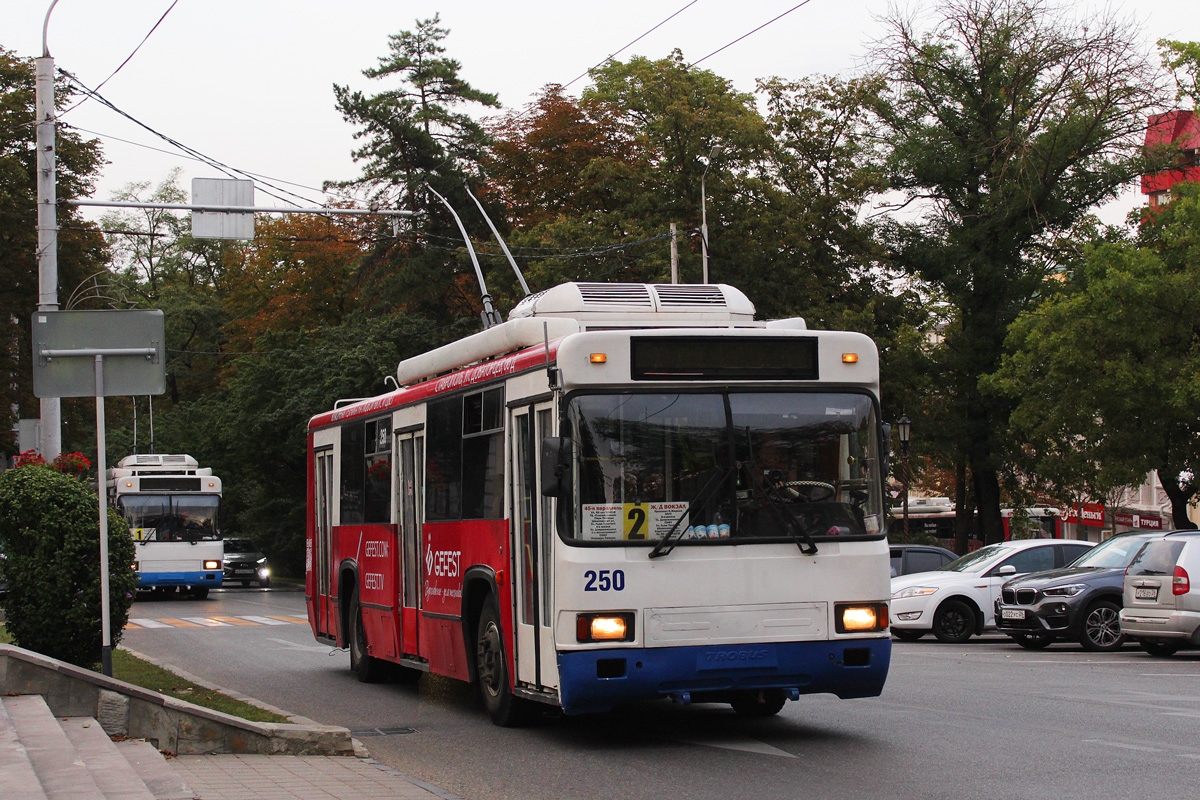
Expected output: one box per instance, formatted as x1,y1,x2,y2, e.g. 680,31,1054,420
0,464,137,667
871,0,1165,543
0,47,108,457
996,182,1200,528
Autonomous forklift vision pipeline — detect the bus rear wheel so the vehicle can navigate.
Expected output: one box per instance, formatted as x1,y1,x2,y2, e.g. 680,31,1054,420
349,588,386,683
476,597,529,727
190,586,209,600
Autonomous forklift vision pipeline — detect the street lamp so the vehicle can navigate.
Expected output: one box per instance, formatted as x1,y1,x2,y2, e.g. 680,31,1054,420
898,415,912,541
699,144,723,284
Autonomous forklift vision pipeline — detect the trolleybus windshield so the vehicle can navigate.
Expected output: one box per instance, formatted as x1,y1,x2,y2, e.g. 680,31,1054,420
117,495,221,542
563,391,883,544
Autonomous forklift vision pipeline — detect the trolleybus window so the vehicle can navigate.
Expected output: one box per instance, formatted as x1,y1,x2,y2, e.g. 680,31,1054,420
563,391,882,544
340,418,393,524
117,494,221,542
427,386,505,521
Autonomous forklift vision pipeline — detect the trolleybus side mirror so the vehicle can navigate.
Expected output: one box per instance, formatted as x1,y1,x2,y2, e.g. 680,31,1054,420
541,437,572,498
881,422,891,479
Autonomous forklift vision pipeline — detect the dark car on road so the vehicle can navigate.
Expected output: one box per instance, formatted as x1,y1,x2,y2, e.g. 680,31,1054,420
222,539,271,588
994,531,1165,652
890,544,958,577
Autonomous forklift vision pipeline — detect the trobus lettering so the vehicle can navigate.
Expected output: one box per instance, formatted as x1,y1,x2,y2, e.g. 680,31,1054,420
364,540,390,558
363,572,385,590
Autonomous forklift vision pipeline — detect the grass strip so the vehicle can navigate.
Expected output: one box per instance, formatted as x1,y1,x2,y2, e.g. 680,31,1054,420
1,623,288,723
110,648,291,723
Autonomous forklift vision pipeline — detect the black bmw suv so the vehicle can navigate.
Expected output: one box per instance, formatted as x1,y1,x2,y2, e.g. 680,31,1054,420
994,531,1164,652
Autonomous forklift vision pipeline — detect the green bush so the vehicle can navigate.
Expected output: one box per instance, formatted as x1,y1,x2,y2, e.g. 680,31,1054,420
0,465,137,667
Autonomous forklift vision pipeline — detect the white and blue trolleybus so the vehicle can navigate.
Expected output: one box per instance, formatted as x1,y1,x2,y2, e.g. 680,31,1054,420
307,282,891,725
108,454,224,599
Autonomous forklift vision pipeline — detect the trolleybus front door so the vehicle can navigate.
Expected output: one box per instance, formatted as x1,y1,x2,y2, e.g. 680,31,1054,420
394,424,424,658
512,402,558,692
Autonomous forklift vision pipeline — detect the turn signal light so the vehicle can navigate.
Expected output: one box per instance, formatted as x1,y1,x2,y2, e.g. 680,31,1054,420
203,560,221,570
589,353,608,364
842,353,859,364
835,603,889,633
576,612,634,642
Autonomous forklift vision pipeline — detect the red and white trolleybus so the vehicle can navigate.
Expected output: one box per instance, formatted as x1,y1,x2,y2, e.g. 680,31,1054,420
306,282,892,725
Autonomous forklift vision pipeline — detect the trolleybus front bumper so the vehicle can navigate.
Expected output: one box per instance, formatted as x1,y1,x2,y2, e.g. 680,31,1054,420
136,571,223,589
556,637,890,715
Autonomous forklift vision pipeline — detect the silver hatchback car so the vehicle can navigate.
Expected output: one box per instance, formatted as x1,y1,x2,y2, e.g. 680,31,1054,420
1120,531,1200,657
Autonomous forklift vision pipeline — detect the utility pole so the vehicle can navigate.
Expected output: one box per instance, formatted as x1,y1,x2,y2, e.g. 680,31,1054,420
670,222,678,284
36,2,61,459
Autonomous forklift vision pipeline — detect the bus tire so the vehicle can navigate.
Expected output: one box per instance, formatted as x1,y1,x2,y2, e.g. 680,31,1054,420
730,689,787,717
191,587,210,600
349,587,386,683
476,597,529,727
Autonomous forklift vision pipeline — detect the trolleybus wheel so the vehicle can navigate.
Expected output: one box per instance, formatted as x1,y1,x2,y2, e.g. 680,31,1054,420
891,629,925,642
349,587,386,683
191,587,209,600
729,689,787,717
476,597,529,727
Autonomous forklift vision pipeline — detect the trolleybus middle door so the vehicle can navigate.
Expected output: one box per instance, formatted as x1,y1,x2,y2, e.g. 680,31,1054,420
511,401,558,691
395,426,424,657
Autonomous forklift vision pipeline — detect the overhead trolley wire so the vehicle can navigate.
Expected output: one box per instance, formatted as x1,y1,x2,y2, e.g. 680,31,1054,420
60,0,182,116
689,0,817,68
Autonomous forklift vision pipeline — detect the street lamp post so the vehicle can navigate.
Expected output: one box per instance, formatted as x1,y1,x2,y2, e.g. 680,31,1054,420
898,415,912,541
699,144,723,284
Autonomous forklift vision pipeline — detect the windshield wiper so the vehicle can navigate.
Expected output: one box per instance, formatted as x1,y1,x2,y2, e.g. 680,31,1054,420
649,466,732,560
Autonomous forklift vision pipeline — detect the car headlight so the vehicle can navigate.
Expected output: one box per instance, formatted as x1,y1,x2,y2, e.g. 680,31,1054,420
257,557,267,565
1041,584,1085,597
892,585,938,599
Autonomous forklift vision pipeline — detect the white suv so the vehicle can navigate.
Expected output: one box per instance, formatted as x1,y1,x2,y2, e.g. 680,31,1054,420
890,538,1094,643
1120,531,1200,657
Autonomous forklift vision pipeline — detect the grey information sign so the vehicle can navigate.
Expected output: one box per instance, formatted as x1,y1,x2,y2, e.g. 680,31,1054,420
192,177,255,240
32,309,166,398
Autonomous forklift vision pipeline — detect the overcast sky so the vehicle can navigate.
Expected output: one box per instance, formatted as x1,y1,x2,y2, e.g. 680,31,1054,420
6,0,1200,222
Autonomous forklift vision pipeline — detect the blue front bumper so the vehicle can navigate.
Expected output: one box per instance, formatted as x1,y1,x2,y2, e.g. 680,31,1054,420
557,637,891,715
137,571,223,589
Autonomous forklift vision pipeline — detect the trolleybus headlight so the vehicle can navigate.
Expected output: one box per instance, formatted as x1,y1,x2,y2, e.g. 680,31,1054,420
835,603,888,633
132,561,139,572
203,560,221,570
576,612,634,643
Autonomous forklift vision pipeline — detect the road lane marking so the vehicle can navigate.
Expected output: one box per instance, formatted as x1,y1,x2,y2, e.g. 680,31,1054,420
1082,739,1161,752
124,615,310,629
673,735,798,758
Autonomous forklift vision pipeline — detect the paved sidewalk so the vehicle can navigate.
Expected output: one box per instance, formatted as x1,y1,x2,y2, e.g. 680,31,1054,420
170,753,465,800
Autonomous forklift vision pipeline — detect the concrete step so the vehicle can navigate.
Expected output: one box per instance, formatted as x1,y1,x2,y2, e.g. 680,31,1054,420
61,718,157,800
116,740,196,800
0,696,50,800
2,695,105,799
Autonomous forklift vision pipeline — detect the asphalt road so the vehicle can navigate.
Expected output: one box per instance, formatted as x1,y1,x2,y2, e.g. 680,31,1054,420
121,588,1200,800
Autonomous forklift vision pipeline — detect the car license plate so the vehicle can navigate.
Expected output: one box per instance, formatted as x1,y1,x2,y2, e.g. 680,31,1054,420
1135,587,1158,600
234,569,254,575
1001,608,1025,620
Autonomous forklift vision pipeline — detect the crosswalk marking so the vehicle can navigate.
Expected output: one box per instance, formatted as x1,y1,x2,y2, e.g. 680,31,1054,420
124,615,310,630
